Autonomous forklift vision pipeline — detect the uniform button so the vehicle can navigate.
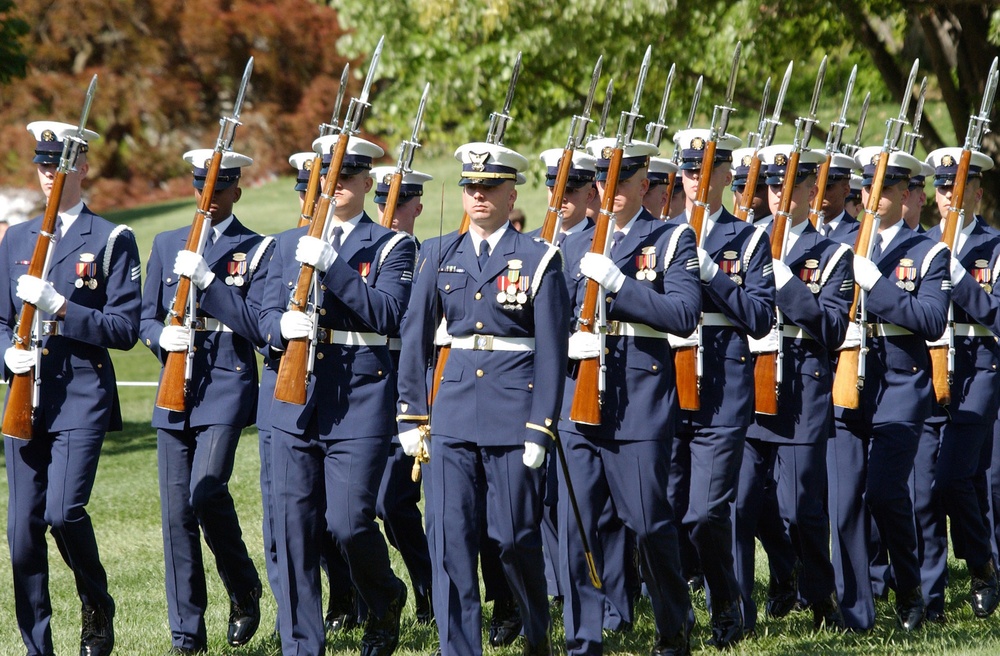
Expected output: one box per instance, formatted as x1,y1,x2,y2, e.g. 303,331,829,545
814,371,820,377
166,277,172,283
288,281,293,287
606,296,612,303
475,292,482,300
97,363,102,369
475,321,484,329
236,366,241,372
267,333,272,341
605,348,610,355
320,308,327,316
528,383,533,389
740,356,746,362
42,348,49,355
192,346,197,352
652,364,658,371
912,366,917,372
476,369,484,378
378,370,383,376
317,352,324,360
195,302,200,309
445,284,451,291
145,338,151,346
321,284,328,291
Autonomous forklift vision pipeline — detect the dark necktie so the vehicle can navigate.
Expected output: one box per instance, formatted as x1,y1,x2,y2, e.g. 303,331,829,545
332,226,344,254
871,233,883,260
611,230,626,255
478,243,490,272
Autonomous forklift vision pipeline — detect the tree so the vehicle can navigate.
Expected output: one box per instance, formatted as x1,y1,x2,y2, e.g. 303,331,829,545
0,0,28,84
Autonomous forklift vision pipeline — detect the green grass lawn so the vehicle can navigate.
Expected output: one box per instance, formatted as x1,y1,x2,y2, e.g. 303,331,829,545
3,154,1000,654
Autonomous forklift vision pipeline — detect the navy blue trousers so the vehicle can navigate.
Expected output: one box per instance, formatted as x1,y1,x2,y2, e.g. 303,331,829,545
376,443,432,600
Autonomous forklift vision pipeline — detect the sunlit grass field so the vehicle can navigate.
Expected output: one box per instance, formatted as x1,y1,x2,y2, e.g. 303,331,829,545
2,151,1000,654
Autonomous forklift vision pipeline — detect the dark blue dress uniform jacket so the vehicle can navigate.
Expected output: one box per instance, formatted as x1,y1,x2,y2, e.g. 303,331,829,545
749,224,854,444
396,228,569,448
927,218,1000,424
0,207,141,431
667,209,776,427
140,217,270,430
259,214,415,439
560,209,702,439
835,227,950,425
824,211,860,246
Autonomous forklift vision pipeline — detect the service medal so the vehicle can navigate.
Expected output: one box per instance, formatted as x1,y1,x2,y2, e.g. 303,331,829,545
228,255,248,287
646,270,657,281
358,262,371,282
974,260,992,292
516,291,528,304
88,279,98,290
905,280,915,291
636,269,647,281
75,278,84,289
233,275,244,287
895,258,917,293
799,259,821,294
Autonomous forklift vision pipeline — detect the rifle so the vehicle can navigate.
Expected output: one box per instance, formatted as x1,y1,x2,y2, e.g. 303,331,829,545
808,65,857,229
902,76,928,157
2,76,98,440
569,45,653,425
154,58,254,413
661,75,703,220
539,57,603,242
841,92,871,158
273,38,384,405
928,58,998,406
432,55,522,405
380,83,431,229
734,62,792,222
456,53,522,235
298,64,350,228
587,77,615,145
753,58,826,416
832,59,920,409
673,42,742,412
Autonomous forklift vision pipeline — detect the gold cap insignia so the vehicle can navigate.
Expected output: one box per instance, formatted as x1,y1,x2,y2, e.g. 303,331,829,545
775,153,788,166
469,151,490,172
41,129,57,142
79,253,95,263
303,159,313,171
870,154,879,166
204,158,213,168
690,137,705,150
382,173,394,185
741,155,752,166
601,146,615,160
942,155,956,167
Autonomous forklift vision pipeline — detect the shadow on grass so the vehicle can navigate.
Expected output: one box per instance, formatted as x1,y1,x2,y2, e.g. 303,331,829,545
106,198,193,225
101,420,158,456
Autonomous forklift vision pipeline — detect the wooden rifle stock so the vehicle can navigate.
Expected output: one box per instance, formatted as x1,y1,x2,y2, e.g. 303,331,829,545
929,149,971,405
298,155,324,228
429,212,470,406
832,151,890,408
1,174,69,439
674,140,719,411
569,148,624,425
659,171,678,220
734,154,763,222
808,153,832,229
540,150,575,242
274,132,351,404
380,172,404,229
753,150,800,415
155,150,223,412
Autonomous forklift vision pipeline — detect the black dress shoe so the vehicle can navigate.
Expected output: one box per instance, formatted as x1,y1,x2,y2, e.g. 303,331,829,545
522,634,551,656
414,588,434,625
710,599,744,649
361,581,406,656
765,574,798,619
811,593,845,631
651,626,691,656
687,573,704,592
228,583,262,647
925,608,947,624
488,598,522,648
970,560,1000,618
166,647,207,655
895,587,926,632
326,588,359,633
80,602,114,656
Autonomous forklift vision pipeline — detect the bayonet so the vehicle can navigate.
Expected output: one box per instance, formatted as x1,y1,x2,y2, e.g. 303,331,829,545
761,61,793,148
717,41,742,137
487,51,522,145
571,56,603,146
824,65,857,155
61,74,98,174
74,75,98,145
359,37,384,106
888,59,919,150
798,55,826,149
843,91,871,156
618,45,652,146
687,75,703,130
398,82,431,172
968,57,999,149
747,77,771,150
646,63,676,147
218,57,253,151
903,76,928,155
320,63,350,136
590,77,614,142
344,36,385,136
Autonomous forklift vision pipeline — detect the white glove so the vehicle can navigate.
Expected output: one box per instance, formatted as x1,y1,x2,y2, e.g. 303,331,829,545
3,347,35,375
158,325,191,352
280,311,313,340
748,327,779,354
16,275,65,315
173,250,215,290
838,322,862,351
668,331,699,349
399,427,423,457
853,255,882,292
568,331,601,360
772,259,793,290
580,253,626,293
295,235,336,273
523,441,546,469
697,248,719,283
950,257,967,286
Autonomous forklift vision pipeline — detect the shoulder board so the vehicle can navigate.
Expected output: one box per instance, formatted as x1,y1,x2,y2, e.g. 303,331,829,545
530,243,562,299
376,231,414,273
921,241,949,278
247,235,275,280
820,243,852,287
661,223,693,271
743,226,768,270
104,224,135,278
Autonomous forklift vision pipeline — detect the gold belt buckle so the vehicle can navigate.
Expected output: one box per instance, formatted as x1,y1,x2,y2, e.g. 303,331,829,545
473,335,494,351
865,323,875,339
605,321,621,336
41,320,59,336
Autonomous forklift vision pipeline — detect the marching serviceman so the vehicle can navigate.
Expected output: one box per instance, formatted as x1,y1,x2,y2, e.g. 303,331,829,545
735,145,852,632
1,121,142,656
816,153,859,243
558,138,701,655
642,156,679,220
140,149,267,654
902,162,934,232
828,147,950,632
665,128,776,647
730,147,772,226
913,148,1000,622
368,164,435,625
396,142,569,655
259,136,413,656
